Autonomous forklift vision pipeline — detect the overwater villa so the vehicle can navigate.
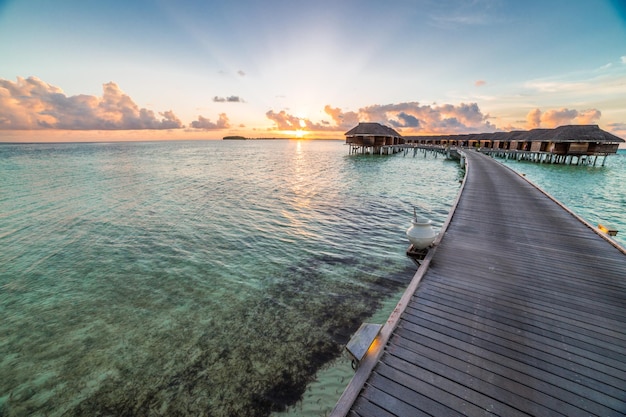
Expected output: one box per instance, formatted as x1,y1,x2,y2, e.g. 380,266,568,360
346,123,624,165
345,122,405,155
406,125,624,165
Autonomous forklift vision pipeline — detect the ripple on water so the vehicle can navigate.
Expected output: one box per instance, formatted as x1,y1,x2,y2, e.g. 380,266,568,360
0,140,461,416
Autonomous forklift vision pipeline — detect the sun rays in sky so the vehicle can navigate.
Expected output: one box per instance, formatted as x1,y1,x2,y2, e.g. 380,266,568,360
0,0,625,141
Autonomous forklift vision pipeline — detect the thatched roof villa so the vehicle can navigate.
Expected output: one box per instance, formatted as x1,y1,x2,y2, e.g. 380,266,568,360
405,125,624,156
344,123,623,164
344,122,405,154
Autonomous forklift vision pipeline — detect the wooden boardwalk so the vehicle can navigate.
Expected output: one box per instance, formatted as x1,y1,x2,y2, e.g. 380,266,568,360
332,150,626,417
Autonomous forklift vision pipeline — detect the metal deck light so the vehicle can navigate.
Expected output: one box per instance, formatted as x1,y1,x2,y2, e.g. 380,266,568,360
346,323,382,370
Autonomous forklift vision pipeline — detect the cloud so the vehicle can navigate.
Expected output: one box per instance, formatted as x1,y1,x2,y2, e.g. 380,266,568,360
475,80,486,87
265,110,302,130
389,112,420,128
237,70,246,77
526,108,542,129
539,108,579,127
190,113,230,130
575,109,602,124
524,80,588,93
358,102,495,133
525,107,601,128
0,76,183,130
621,56,626,64
266,106,361,133
323,105,359,130
213,95,244,103
266,101,496,134
607,122,626,133
428,1,502,28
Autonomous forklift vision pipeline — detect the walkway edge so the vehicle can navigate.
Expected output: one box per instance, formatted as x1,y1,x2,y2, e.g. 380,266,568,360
329,152,470,417
496,156,626,255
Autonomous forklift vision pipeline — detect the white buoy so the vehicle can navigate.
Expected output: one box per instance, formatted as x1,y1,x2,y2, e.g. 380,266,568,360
406,208,438,249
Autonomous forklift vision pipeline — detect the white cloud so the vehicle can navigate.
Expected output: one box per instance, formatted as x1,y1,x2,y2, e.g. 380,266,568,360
0,77,183,130
524,80,588,93
213,96,244,103
608,122,626,133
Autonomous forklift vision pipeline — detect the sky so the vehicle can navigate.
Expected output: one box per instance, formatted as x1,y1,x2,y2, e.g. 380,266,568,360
0,0,625,141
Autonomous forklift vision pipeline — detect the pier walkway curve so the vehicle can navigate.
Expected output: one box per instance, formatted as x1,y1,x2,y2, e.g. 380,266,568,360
332,149,626,416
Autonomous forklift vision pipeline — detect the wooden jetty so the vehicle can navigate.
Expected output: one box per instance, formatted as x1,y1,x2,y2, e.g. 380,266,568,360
405,125,624,166
332,149,626,416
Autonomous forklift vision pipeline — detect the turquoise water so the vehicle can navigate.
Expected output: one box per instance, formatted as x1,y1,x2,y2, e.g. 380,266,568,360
0,140,462,417
498,149,626,248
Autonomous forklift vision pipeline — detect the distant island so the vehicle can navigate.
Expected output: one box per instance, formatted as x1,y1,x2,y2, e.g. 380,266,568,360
222,136,247,140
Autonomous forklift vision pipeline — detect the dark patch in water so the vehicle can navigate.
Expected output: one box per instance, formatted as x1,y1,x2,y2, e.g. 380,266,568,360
53,259,414,417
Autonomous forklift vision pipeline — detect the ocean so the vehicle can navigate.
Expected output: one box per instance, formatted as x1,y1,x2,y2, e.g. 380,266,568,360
0,140,461,417
1,140,623,417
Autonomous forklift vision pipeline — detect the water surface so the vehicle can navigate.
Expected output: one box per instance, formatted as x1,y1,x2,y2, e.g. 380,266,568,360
0,140,461,416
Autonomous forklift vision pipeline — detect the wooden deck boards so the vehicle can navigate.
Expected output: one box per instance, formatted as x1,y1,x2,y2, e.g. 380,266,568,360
334,150,626,416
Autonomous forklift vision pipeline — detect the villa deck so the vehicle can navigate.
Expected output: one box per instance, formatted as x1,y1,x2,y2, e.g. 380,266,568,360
332,150,626,416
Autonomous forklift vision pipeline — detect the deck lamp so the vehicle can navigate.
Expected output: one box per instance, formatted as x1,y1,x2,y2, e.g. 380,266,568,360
598,223,618,236
346,323,383,370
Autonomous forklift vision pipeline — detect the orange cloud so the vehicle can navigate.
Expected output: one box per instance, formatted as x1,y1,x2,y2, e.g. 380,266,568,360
190,113,230,130
323,105,359,129
0,76,183,130
525,107,601,129
265,107,352,132
358,102,495,133
526,108,542,128
265,102,497,135
265,110,302,130
575,109,602,125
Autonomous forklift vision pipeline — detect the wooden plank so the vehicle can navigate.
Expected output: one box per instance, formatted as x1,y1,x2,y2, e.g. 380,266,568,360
365,372,462,416
387,336,577,416
419,279,626,346
410,293,626,362
332,150,626,417
397,315,626,408
375,358,516,417
349,398,396,417
357,384,430,417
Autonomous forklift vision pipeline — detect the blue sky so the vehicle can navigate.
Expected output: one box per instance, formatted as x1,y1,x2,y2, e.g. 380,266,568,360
0,0,625,140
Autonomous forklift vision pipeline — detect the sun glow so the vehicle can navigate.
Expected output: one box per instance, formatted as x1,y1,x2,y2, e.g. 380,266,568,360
281,129,308,138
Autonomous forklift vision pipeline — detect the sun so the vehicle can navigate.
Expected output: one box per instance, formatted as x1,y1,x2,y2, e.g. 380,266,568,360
295,129,306,138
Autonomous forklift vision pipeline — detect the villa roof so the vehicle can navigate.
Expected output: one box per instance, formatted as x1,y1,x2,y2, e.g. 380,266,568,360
526,125,624,143
405,125,624,143
345,122,403,138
